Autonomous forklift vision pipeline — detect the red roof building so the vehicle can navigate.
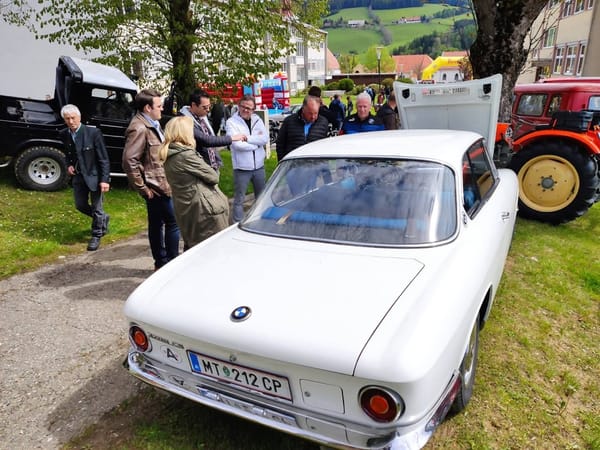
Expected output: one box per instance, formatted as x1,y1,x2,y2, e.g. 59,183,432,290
392,54,434,81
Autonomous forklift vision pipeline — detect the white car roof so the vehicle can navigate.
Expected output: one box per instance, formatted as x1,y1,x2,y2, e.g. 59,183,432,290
69,56,138,92
285,129,482,167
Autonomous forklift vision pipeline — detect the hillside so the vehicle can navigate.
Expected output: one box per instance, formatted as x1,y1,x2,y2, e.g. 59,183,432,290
324,3,473,56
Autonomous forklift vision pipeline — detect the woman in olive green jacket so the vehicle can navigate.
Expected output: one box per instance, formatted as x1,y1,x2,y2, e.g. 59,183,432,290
159,116,230,250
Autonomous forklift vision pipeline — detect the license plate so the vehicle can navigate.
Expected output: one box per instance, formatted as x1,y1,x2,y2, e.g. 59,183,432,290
188,351,292,400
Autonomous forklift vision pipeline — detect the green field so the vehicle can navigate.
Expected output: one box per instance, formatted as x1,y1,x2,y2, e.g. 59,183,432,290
325,4,468,56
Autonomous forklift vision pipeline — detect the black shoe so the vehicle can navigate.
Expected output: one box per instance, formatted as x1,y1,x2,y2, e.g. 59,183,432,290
87,236,101,251
102,215,110,236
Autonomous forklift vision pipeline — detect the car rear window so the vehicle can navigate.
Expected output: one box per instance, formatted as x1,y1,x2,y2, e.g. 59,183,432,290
242,158,457,246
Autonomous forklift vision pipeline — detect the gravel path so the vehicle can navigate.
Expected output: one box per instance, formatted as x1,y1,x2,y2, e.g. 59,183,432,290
0,234,153,450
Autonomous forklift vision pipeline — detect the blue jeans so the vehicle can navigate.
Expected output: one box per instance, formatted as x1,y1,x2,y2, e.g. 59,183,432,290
233,168,265,222
145,195,180,269
72,174,107,238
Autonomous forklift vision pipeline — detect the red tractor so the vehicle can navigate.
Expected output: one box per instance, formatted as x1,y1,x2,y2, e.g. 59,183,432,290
496,80,600,224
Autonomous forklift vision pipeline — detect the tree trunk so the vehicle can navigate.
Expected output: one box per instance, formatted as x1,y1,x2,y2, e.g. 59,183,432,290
166,0,196,104
470,0,548,121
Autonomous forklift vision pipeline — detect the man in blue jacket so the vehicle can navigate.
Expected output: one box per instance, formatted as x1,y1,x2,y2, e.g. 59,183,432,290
60,104,110,251
340,92,385,135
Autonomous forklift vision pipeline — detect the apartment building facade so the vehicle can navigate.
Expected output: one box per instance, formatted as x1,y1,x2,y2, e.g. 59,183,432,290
519,0,599,83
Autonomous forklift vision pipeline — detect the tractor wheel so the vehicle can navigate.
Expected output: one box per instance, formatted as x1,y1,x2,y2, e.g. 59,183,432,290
509,140,599,224
14,146,69,191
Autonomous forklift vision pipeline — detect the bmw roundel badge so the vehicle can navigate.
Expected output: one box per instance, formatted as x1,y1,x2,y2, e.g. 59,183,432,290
231,306,252,322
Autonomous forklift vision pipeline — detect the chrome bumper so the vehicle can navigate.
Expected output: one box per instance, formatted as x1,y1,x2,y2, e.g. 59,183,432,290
125,350,460,450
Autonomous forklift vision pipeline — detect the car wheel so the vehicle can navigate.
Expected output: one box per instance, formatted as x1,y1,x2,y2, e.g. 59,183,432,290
509,140,599,224
450,315,480,414
14,146,69,191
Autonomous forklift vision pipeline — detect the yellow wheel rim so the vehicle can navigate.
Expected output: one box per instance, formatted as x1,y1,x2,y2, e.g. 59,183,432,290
517,154,580,212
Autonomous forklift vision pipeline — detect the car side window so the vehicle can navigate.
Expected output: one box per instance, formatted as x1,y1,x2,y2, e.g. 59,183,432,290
462,142,496,215
516,94,547,116
91,88,135,120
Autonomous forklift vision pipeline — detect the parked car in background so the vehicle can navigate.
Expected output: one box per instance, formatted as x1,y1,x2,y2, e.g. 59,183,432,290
269,104,302,145
269,103,301,124
124,76,518,449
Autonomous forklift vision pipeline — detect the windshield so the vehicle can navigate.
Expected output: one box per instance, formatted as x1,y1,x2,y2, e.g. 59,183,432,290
242,158,457,246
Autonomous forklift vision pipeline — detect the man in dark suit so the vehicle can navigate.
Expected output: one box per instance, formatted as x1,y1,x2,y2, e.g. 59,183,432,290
60,104,111,251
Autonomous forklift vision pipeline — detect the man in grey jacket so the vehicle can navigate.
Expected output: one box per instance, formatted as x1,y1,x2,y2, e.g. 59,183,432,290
225,95,269,222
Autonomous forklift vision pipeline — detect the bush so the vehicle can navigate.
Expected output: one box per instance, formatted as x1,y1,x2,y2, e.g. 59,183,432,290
337,77,355,92
325,81,339,90
382,77,396,89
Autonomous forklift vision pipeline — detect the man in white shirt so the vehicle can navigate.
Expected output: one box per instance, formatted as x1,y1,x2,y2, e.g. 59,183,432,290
225,95,269,222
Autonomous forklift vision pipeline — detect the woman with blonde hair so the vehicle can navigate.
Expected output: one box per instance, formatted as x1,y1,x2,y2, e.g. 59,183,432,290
159,116,229,250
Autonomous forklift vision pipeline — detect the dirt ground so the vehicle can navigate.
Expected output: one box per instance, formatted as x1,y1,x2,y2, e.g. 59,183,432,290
0,233,154,450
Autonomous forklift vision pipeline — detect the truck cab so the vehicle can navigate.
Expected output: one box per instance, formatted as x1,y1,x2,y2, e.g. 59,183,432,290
510,81,600,139
0,56,138,191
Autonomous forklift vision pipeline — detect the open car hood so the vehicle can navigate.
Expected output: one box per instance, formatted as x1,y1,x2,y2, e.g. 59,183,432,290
125,228,424,375
394,74,502,156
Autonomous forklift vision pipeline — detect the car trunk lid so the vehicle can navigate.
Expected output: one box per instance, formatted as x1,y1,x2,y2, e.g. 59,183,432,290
125,229,424,375
394,74,502,157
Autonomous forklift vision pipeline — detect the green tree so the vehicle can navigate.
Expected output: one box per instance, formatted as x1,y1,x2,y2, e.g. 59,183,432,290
363,46,395,73
339,53,360,73
4,0,328,102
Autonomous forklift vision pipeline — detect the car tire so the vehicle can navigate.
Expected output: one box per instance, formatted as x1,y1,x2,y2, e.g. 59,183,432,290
509,140,599,224
14,146,69,191
450,315,480,414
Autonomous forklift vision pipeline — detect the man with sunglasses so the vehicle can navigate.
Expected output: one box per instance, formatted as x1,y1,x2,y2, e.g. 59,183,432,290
225,95,269,222
179,89,246,173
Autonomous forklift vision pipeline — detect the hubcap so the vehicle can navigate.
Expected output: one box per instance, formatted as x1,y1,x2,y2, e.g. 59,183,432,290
518,154,579,212
28,157,61,185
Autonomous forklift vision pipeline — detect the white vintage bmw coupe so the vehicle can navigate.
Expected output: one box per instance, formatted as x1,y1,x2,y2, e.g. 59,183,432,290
124,76,519,449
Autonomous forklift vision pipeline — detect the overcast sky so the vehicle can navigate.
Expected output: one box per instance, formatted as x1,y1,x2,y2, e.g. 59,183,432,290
0,21,92,99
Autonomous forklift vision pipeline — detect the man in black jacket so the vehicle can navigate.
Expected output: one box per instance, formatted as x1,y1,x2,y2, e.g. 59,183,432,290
179,89,246,173
376,92,400,130
60,104,110,251
276,95,330,195
307,85,337,130
275,95,329,162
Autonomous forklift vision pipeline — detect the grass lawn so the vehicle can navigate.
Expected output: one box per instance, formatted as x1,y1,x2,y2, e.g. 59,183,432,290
0,149,278,279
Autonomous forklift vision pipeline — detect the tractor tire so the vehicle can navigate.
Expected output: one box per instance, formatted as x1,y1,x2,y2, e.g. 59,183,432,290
14,146,69,191
509,140,599,224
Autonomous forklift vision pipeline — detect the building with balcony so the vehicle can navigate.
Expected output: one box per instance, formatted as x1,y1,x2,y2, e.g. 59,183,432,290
519,0,599,83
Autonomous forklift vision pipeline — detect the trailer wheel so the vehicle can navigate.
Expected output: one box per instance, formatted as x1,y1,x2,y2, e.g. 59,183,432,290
509,140,599,224
14,146,69,191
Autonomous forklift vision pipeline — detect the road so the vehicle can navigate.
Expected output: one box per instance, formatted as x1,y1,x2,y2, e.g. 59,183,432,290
0,233,152,449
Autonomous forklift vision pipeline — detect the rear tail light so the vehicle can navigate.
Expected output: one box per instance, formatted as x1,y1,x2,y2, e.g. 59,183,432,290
359,386,403,422
129,325,151,352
